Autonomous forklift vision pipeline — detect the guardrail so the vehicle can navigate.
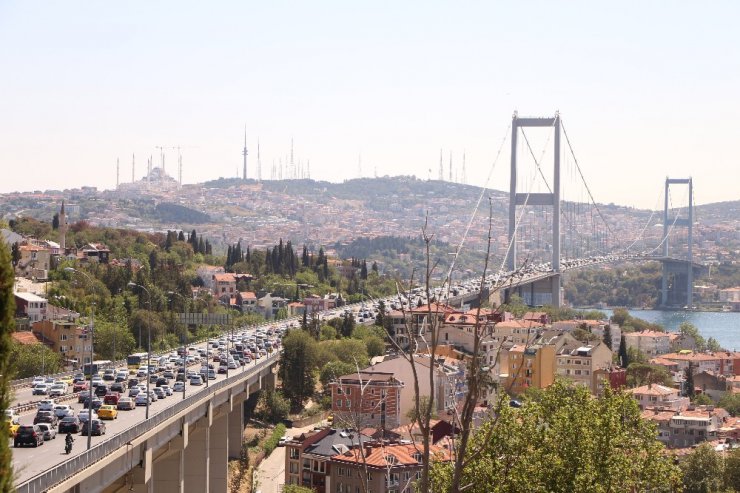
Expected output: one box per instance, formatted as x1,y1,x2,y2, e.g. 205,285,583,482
15,353,279,493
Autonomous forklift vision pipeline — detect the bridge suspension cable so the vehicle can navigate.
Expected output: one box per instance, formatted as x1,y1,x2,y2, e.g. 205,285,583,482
621,184,664,253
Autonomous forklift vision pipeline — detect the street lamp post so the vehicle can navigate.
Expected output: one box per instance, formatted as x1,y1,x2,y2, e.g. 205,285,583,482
168,291,188,400
127,282,152,420
64,267,95,450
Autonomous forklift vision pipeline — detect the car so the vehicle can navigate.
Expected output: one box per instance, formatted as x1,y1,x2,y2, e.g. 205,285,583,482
7,420,20,437
53,405,74,419
163,370,175,379
91,376,104,387
217,365,227,374
14,425,44,447
81,419,106,436
34,410,58,427
31,376,45,387
97,405,118,420
37,399,56,411
110,382,126,393
227,361,238,370
135,394,152,406
117,397,136,411
5,409,19,425
160,385,173,396
155,377,168,387
128,386,142,397
189,375,203,386
77,409,98,423
94,384,109,397
32,383,50,395
58,416,81,433
78,390,91,403
72,373,86,383
173,381,186,392
103,392,121,405
73,381,89,392
277,435,293,447
36,423,57,441
152,387,166,399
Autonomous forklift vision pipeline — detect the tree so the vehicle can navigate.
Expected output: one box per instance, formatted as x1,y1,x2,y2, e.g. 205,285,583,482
0,242,15,491
10,243,20,268
283,486,315,493
92,320,137,361
679,322,707,352
725,448,740,492
626,363,674,388
718,393,740,416
319,361,355,387
319,325,337,341
257,390,290,424
706,337,723,352
320,338,369,368
11,342,63,378
618,334,629,367
602,324,613,350
278,330,319,410
429,381,682,493
680,443,724,493
52,212,59,230
692,393,713,406
685,361,695,398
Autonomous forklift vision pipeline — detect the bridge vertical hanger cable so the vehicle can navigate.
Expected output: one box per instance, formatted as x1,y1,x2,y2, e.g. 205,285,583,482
645,186,688,255
561,120,615,242
621,185,664,253
442,122,512,295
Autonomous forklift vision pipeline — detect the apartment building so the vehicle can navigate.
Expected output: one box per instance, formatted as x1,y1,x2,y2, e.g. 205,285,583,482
330,371,404,430
555,340,613,394
658,351,740,377
623,330,672,357
329,442,449,493
629,384,689,411
668,409,723,448
32,319,91,366
14,292,48,324
505,343,556,396
284,427,367,492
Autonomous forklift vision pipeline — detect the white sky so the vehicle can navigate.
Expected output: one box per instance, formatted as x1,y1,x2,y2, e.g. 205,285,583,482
1,1,738,208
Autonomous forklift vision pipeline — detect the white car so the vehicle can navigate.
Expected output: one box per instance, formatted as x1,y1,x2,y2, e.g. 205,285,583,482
31,376,45,388
37,399,56,411
78,409,98,423
5,409,19,425
53,405,73,419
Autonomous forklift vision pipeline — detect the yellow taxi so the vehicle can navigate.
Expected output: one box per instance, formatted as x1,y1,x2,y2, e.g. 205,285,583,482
7,420,20,437
97,405,118,420
59,376,75,386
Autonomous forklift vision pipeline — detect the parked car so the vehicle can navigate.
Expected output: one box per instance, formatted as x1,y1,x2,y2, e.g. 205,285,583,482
117,397,136,411
14,425,44,447
97,405,118,420
58,416,81,433
81,419,106,436
36,423,57,441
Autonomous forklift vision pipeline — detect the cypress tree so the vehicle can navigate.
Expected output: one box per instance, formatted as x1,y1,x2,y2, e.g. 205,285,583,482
618,334,629,368
198,237,205,254
0,243,16,490
685,362,695,398
177,230,185,242
603,325,613,350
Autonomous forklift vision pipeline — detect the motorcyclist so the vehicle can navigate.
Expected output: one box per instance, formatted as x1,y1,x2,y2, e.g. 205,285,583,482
65,432,74,453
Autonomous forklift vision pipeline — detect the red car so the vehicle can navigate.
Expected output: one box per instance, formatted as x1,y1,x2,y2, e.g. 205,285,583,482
103,392,120,405
73,381,88,392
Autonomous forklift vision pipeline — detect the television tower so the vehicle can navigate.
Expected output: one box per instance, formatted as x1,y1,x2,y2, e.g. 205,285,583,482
449,151,453,182
257,138,262,181
132,154,135,183
462,151,467,184
438,149,443,181
116,158,120,189
242,127,248,180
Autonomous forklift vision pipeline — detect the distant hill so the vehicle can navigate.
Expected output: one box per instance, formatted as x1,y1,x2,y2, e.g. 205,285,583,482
154,203,210,224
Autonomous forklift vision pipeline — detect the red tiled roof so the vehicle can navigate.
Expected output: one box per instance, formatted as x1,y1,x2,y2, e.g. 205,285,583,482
331,442,449,468
11,331,41,345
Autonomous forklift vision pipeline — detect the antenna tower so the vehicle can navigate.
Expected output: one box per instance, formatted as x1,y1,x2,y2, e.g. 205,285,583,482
242,127,248,180
116,158,120,189
438,149,443,180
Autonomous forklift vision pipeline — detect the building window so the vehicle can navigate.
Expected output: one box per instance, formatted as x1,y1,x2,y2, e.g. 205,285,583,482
289,448,299,459
337,400,342,408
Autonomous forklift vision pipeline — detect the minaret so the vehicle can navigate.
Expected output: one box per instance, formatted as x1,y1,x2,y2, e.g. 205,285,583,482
59,201,67,253
116,158,120,189
242,127,248,180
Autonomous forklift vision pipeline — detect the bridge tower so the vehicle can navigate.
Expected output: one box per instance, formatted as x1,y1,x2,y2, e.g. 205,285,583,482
507,112,562,307
661,177,694,308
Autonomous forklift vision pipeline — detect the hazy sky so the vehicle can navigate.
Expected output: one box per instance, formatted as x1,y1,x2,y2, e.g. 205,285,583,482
1,1,738,208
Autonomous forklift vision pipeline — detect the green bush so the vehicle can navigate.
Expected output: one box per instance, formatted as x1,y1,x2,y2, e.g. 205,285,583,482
263,423,287,457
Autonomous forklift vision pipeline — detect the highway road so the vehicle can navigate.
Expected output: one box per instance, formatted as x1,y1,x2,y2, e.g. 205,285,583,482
9,327,281,485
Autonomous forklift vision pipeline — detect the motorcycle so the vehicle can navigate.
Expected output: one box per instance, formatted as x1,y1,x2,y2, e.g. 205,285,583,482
64,435,74,454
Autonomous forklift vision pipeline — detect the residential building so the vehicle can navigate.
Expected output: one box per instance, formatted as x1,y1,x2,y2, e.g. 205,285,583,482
80,243,110,263
693,371,728,401
288,301,306,317
623,330,672,357
629,384,689,411
284,427,369,492
236,291,258,313
17,243,51,279
367,355,465,424
14,292,48,324
303,294,335,314
592,366,627,395
212,273,238,299
505,343,556,395
668,409,723,448
258,293,288,319
329,442,449,493
718,287,740,303
31,319,91,367
555,339,613,394
658,351,740,376
196,265,225,291
330,371,404,430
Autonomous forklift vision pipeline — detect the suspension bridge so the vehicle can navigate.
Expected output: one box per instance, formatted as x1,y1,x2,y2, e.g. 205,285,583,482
446,112,703,310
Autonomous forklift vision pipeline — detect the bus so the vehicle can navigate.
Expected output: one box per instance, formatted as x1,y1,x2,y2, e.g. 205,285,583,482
83,359,112,376
127,353,148,372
